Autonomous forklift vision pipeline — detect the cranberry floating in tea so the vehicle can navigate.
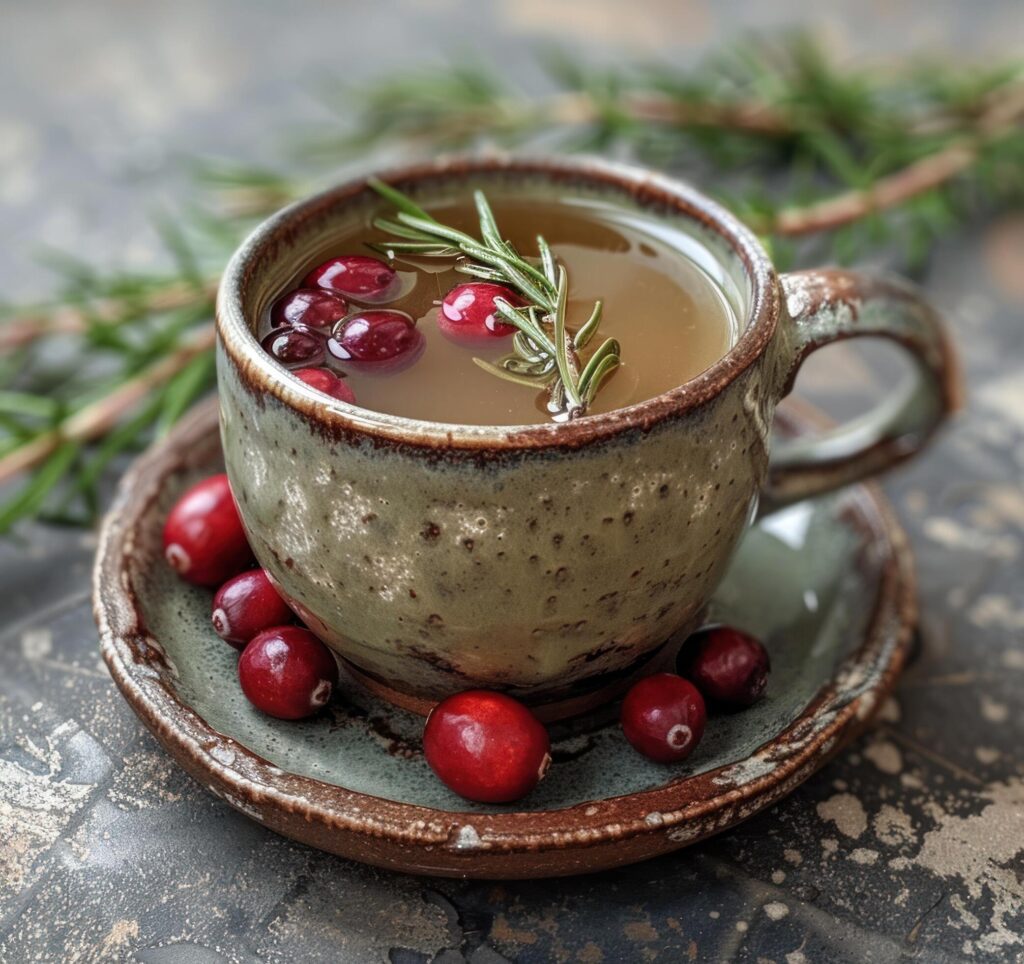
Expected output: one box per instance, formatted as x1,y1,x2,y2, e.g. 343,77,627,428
261,326,326,368
326,309,424,372
272,288,349,332
306,254,398,302
294,367,356,403
439,282,521,342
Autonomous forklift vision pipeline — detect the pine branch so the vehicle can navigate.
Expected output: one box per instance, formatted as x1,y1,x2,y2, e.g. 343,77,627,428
0,323,215,488
0,278,218,351
763,88,1024,236
1,33,1022,530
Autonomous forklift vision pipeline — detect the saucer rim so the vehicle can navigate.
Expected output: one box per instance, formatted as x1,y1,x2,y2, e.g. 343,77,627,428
93,397,916,878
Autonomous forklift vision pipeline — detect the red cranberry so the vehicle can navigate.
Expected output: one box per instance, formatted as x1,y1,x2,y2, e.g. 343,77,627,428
238,626,339,720
423,690,551,803
293,367,356,404
305,255,397,302
271,288,349,332
682,627,771,708
327,310,425,372
163,473,253,586
620,674,706,763
212,569,294,650
261,326,326,368
438,283,521,342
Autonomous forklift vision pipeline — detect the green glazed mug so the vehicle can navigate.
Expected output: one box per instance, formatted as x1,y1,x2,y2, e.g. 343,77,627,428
216,156,958,720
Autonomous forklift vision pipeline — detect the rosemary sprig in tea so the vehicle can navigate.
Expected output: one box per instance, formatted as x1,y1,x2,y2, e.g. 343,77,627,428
368,179,620,419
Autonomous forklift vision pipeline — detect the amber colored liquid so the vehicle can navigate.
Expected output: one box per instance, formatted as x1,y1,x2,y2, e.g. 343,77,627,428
264,196,738,425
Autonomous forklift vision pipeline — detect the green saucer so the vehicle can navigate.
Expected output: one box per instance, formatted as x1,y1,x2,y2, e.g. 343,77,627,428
94,400,914,878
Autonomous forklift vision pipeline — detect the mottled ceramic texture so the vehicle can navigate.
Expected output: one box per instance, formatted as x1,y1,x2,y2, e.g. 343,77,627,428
93,400,917,878
216,156,956,711
219,355,769,701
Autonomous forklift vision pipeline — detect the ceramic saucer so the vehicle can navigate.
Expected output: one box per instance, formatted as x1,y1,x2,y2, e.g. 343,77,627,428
94,399,915,879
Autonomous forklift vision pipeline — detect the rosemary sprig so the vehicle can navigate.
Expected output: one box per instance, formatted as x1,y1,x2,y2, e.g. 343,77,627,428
368,180,619,420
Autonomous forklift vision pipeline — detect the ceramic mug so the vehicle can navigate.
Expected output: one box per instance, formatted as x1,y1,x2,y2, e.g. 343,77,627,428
216,156,958,719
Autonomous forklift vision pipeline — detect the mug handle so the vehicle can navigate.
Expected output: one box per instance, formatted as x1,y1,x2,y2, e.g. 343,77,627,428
764,268,961,509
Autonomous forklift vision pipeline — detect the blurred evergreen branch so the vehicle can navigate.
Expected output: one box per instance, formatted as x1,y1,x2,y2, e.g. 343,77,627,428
1,34,1022,531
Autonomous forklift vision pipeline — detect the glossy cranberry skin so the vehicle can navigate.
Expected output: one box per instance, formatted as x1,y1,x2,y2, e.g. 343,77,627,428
423,690,551,803
327,310,425,371
621,674,706,764
305,255,397,301
271,288,349,332
439,283,521,342
261,326,326,368
293,367,356,403
238,627,339,720
212,569,294,650
682,627,771,708
163,474,253,586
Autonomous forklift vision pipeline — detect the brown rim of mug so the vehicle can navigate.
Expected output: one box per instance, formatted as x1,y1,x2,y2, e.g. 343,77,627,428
216,154,780,452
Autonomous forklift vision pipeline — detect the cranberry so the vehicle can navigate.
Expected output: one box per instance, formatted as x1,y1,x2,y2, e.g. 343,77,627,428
163,473,253,586
261,326,326,368
423,690,551,803
238,626,339,720
438,283,521,342
327,310,425,372
293,367,356,404
620,674,706,763
305,255,397,302
681,627,771,708
212,569,294,650
271,288,349,332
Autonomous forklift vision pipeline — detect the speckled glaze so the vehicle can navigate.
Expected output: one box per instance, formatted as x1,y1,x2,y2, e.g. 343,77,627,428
93,399,917,878
216,157,958,713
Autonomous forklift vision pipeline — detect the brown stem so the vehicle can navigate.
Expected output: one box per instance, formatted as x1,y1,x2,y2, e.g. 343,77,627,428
769,141,980,236
0,279,217,352
490,74,1024,143
558,330,586,420
766,87,1024,238
546,90,794,136
0,323,216,486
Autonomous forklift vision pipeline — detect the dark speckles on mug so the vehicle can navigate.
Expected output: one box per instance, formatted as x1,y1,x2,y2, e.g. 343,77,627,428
216,158,913,711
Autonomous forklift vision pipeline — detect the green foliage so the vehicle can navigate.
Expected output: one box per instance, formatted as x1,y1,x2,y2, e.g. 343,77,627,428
0,33,1021,531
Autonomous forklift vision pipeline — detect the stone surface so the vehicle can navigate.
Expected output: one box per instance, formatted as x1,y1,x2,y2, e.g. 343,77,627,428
2,1,1023,961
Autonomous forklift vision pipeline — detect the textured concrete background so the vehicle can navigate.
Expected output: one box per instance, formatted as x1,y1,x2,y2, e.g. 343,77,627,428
2,1,1024,961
